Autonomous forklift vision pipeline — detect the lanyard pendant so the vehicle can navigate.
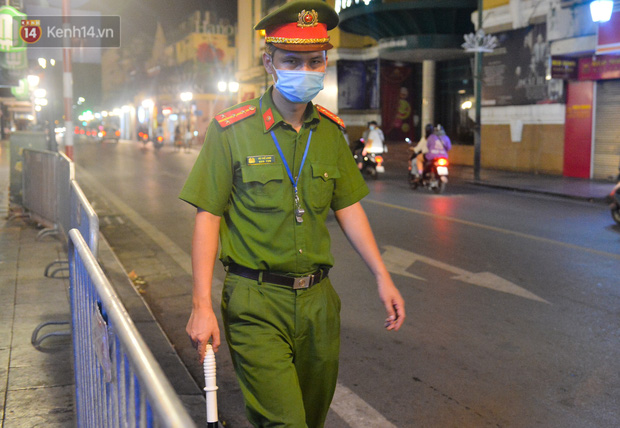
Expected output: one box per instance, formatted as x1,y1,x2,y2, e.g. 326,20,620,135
295,207,305,223
294,188,305,223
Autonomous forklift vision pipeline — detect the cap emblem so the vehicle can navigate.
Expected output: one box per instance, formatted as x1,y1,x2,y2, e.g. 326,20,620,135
298,9,318,27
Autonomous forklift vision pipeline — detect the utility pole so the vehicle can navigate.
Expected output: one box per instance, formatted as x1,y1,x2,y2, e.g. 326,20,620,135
473,0,483,181
62,0,73,159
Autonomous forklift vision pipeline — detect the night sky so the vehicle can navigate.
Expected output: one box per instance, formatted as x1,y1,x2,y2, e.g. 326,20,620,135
82,0,237,39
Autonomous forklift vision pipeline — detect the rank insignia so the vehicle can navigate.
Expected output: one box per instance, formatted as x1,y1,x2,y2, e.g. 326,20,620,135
263,108,275,130
298,9,318,27
316,105,345,129
215,105,257,128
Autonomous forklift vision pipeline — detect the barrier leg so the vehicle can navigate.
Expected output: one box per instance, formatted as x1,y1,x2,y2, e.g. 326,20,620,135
31,320,71,349
36,224,60,241
44,259,69,278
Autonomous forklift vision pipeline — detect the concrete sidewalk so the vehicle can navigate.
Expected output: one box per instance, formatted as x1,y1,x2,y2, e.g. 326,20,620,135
456,165,615,203
0,218,75,428
383,141,616,203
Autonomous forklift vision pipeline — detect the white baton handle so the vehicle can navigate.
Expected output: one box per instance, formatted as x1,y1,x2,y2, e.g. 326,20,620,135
204,344,219,426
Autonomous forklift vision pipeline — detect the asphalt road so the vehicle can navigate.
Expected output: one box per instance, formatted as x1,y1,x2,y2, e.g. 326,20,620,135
75,138,620,428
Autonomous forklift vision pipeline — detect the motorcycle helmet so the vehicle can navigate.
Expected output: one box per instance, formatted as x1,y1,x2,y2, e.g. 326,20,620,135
424,124,434,138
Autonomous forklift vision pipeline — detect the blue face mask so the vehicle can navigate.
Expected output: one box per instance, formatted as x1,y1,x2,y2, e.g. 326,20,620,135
273,68,325,103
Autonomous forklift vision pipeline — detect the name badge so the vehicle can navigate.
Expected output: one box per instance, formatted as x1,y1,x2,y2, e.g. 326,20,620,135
247,155,276,165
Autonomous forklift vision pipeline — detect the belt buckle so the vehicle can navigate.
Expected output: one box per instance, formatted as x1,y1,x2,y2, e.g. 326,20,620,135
293,274,313,290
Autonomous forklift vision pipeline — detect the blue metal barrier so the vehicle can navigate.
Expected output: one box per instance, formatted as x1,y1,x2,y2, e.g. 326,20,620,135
69,229,196,428
32,179,100,348
70,180,99,257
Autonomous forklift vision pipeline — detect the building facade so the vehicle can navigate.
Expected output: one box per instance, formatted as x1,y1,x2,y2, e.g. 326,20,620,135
236,0,478,145
101,11,237,144
237,0,620,180
476,0,620,180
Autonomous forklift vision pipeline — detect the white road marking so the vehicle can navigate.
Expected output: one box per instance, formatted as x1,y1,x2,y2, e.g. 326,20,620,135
382,245,549,303
331,383,398,428
77,166,389,427
364,199,620,261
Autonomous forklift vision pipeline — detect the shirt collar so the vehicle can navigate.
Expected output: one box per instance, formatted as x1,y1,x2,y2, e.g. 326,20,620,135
259,86,320,133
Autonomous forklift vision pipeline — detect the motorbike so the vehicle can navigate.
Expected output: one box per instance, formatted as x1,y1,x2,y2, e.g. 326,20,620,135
351,138,385,180
154,135,164,150
138,130,150,146
408,155,449,194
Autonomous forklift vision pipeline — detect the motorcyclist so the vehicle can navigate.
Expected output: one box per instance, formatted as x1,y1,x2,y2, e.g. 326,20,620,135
358,121,385,170
429,124,451,158
409,123,432,177
410,124,451,178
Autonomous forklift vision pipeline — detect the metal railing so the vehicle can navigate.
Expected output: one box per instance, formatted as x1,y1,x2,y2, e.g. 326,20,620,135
20,148,75,277
31,179,100,348
70,179,99,257
69,229,197,428
22,149,59,233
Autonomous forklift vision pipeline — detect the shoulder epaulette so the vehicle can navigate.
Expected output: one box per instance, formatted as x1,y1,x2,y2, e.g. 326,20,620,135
316,105,345,129
215,104,258,128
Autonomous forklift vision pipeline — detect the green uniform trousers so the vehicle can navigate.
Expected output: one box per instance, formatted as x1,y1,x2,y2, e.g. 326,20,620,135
222,272,341,428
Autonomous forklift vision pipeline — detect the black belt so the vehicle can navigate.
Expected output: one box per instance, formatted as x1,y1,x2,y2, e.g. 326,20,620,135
228,263,329,289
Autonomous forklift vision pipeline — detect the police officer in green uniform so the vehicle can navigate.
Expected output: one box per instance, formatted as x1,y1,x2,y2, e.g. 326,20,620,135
180,1,405,426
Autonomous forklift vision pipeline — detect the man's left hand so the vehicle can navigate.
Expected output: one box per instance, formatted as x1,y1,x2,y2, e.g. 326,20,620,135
378,277,405,331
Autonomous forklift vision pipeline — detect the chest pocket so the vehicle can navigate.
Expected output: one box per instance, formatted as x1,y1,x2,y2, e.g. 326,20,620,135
310,163,340,209
240,164,285,211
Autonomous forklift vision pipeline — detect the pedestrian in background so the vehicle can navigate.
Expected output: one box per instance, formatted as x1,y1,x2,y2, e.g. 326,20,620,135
179,1,405,427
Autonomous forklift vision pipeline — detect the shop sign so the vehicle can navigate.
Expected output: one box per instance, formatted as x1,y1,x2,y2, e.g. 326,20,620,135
578,55,620,80
0,5,27,52
596,11,620,55
551,56,578,80
10,77,29,100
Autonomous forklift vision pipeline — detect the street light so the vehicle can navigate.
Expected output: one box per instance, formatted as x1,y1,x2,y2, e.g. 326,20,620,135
27,74,40,88
590,0,613,22
218,81,239,93
180,91,193,102
228,81,239,93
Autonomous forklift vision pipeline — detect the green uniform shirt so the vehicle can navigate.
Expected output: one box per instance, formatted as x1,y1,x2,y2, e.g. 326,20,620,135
179,87,369,275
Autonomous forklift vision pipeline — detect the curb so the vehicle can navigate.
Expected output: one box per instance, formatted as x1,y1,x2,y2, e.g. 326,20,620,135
468,180,609,205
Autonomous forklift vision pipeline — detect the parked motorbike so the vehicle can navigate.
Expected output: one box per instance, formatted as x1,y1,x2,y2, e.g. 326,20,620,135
351,138,385,180
408,155,449,194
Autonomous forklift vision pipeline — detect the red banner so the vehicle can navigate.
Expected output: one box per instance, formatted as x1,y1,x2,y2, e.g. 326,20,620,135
578,55,620,80
597,11,620,55
380,62,415,141
563,81,593,178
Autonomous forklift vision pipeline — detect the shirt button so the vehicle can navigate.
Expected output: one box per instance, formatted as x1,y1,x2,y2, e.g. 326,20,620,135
298,249,303,254
323,172,328,178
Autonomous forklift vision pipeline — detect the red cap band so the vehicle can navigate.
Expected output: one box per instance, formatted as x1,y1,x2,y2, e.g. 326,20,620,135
266,22,329,45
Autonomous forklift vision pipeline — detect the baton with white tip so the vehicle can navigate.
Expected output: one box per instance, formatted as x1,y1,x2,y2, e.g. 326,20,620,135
204,344,219,427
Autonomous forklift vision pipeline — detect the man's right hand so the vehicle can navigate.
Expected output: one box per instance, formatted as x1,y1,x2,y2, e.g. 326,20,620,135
186,306,221,363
